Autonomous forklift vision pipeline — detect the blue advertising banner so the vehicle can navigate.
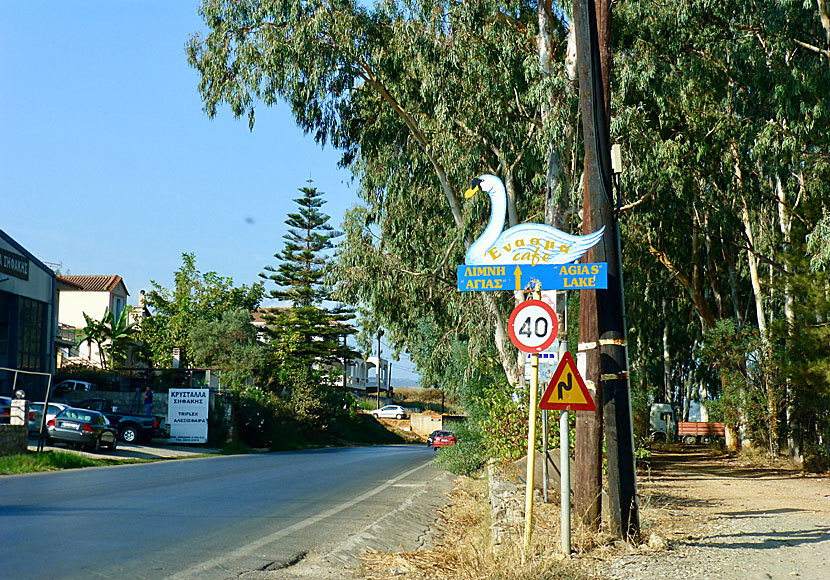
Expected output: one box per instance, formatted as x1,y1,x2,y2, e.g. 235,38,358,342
457,263,607,292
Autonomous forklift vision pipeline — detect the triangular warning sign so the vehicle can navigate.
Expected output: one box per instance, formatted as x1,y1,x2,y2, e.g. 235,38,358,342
539,352,596,411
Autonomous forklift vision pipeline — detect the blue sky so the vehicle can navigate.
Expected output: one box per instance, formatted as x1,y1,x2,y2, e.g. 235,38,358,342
1,1,419,383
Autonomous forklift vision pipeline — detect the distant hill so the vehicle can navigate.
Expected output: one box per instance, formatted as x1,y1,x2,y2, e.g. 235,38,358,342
391,378,422,388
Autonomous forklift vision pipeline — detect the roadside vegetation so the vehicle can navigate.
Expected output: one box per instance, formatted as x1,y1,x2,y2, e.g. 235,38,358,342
0,451,143,475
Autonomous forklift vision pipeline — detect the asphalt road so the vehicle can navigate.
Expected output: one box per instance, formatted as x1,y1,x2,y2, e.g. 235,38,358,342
0,445,439,580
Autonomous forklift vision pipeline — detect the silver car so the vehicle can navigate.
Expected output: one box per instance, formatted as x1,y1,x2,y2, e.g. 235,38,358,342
369,405,408,419
28,402,69,435
46,408,118,452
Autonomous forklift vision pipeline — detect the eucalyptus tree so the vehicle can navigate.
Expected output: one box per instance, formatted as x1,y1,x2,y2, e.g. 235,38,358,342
187,0,579,389
613,0,830,453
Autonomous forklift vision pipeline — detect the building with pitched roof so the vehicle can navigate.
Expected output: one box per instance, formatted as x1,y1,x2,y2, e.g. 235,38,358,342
56,274,130,367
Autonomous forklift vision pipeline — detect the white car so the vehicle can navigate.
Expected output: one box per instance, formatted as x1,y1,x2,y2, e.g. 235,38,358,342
369,405,408,419
53,380,97,395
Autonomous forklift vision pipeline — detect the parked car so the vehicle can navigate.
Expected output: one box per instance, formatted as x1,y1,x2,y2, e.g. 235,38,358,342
75,397,165,443
53,380,97,396
432,431,457,450
427,430,441,446
28,402,69,435
369,405,408,420
46,407,118,452
0,396,10,424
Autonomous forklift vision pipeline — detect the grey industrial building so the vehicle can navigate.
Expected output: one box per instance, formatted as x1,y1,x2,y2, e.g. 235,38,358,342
0,229,57,398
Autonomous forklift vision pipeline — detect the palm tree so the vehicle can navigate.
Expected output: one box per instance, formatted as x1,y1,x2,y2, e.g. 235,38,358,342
79,307,138,369
100,307,138,369
79,312,107,367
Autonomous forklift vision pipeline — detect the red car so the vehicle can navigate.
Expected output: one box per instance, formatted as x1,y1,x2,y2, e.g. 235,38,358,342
432,431,456,450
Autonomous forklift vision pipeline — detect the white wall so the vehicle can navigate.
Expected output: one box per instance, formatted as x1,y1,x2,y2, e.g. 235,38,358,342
58,291,111,329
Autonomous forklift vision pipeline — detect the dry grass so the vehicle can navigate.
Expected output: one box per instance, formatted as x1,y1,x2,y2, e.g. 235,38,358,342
360,477,591,580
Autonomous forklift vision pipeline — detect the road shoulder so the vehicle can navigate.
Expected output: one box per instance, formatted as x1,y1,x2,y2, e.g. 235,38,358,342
241,464,456,579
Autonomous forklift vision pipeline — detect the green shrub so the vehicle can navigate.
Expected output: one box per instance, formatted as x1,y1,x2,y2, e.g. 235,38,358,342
220,441,250,455
802,443,830,473
55,366,120,389
433,422,488,476
434,441,488,476
208,394,230,446
327,413,407,445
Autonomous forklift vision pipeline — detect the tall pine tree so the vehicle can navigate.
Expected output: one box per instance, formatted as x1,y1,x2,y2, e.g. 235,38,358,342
260,183,356,376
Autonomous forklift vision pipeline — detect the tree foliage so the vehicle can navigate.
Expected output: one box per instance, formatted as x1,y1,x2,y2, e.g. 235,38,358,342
187,0,579,388
262,184,340,306
259,183,357,394
140,253,264,367
78,307,137,370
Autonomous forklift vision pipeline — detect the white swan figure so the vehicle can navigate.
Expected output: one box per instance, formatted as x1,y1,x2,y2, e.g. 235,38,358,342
464,174,605,266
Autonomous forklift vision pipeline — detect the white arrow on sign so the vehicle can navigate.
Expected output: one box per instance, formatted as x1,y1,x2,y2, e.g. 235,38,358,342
508,299,559,353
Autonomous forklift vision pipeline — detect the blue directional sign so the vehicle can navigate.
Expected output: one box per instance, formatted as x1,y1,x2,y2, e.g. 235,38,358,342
457,263,607,292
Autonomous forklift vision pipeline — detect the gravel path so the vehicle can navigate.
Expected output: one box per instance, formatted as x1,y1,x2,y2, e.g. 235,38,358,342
595,450,830,580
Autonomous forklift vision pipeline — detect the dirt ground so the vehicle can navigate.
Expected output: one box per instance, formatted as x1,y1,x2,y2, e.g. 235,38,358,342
587,447,830,580
358,446,830,580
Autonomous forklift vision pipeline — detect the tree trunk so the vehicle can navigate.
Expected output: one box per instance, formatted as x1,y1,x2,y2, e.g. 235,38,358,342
819,0,830,48
740,200,768,342
662,298,672,403
777,173,802,465
698,381,710,422
682,375,692,422
724,243,744,330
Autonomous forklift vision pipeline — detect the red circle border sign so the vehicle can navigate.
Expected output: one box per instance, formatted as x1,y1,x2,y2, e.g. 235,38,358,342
507,299,559,353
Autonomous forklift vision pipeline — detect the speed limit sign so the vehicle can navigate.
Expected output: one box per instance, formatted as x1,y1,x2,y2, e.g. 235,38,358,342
508,300,559,353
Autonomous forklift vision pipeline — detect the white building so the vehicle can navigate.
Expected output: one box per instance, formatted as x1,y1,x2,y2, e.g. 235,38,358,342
344,355,390,393
56,274,129,367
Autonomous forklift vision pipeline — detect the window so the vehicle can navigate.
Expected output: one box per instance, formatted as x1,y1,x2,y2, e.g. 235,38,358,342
112,296,124,321
0,291,10,368
18,297,46,371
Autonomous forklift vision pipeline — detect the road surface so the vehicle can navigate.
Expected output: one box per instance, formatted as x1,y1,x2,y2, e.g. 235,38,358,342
0,445,439,579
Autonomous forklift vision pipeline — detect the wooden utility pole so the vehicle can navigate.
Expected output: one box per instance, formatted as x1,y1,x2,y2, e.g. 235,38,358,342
572,0,639,539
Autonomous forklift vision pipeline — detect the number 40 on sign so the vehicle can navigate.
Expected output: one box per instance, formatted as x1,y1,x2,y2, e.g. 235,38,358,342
508,300,558,353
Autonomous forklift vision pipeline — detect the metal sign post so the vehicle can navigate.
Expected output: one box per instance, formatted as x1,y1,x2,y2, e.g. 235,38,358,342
524,343,540,561
507,286,559,561
0,366,53,452
560,409,571,553
539,353,595,555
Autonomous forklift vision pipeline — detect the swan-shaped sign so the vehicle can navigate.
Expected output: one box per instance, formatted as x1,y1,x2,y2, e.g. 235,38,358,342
464,174,605,266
